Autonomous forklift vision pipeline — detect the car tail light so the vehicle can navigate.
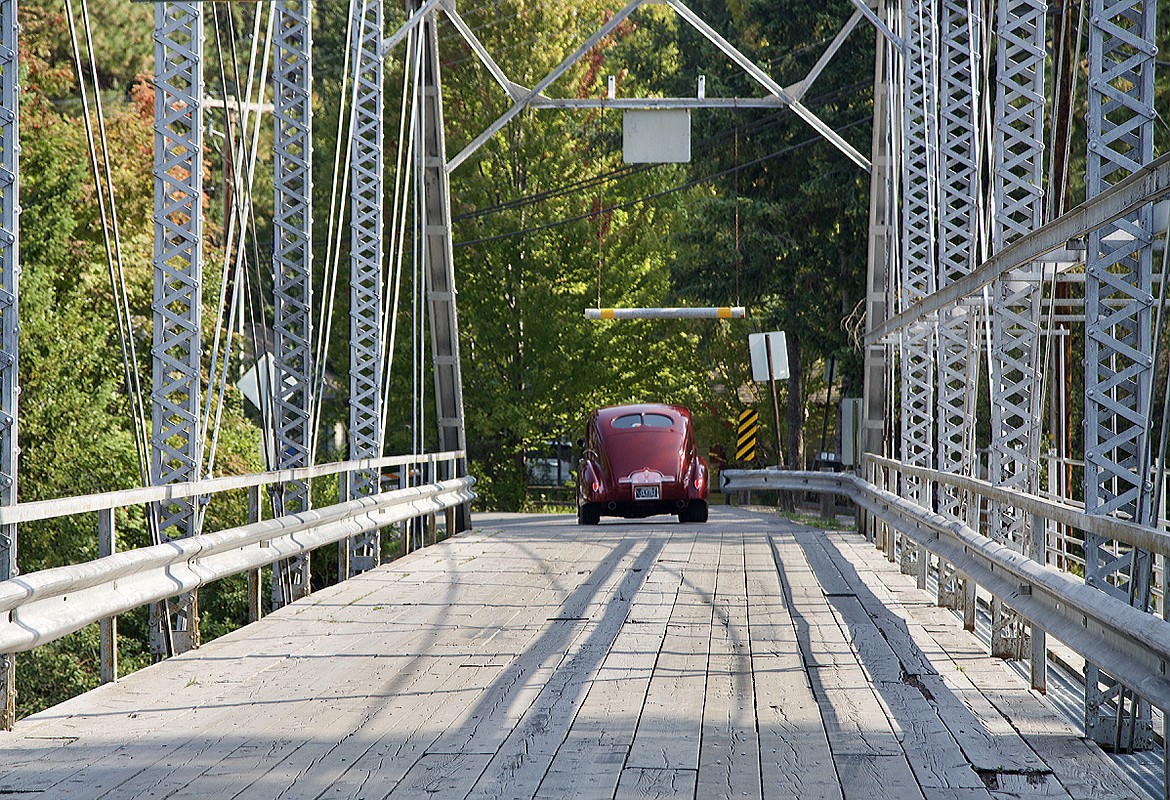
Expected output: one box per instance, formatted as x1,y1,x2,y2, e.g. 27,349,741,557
592,481,600,492
694,478,701,489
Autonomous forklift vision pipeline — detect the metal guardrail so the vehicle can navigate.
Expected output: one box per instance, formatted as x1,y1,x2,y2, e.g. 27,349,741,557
0,450,467,526
719,468,1170,713
0,476,476,653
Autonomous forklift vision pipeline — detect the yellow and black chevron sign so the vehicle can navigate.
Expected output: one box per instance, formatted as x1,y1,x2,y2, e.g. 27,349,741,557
736,408,759,463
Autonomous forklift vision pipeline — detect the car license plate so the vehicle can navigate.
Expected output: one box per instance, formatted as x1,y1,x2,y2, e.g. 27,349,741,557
633,485,660,501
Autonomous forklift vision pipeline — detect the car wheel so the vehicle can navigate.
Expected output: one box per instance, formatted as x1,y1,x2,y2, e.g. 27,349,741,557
577,503,600,526
679,501,708,524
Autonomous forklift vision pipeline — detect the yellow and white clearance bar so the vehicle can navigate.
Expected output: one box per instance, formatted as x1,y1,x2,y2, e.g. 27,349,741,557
585,306,747,320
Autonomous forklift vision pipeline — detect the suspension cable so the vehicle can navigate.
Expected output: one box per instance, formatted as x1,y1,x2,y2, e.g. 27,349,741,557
64,0,153,496
380,28,422,443
203,2,275,482
310,0,368,460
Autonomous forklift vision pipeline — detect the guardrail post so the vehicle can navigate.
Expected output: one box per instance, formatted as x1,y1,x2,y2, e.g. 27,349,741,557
1030,512,1046,692
247,485,262,623
337,470,351,577
98,509,117,684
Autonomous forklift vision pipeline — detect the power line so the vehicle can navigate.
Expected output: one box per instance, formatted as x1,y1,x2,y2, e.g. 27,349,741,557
451,79,871,223
453,114,872,248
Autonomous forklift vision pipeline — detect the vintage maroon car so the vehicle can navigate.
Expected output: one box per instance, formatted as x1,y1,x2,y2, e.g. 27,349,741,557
576,403,709,524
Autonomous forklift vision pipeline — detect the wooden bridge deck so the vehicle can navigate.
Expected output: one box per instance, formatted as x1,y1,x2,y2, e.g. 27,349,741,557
0,508,1147,800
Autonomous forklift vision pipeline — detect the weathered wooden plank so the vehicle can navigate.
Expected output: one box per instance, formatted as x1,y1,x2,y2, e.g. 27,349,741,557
626,535,719,772
614,767,698,799
825,531,1136,800
462,537,668,800
535,536,692,800
384,752,493,798
697,538,762,800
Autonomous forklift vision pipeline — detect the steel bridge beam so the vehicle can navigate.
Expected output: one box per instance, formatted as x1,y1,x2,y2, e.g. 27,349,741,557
897,0,937,587
861,0,891,479
1083,0,1158,750
935,0,981,612
419,8,469,532
347,0,384,575
988,0,1046,664
0,0,17,730
272,0,314,607
151,1,203,657
867,153,1170,344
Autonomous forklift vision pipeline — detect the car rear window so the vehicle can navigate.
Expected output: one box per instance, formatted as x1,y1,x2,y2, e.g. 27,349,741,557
610,412,676,429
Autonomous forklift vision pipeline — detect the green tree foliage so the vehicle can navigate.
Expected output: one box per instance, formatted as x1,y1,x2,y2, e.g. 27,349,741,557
13,2,262,717
655,0,873,467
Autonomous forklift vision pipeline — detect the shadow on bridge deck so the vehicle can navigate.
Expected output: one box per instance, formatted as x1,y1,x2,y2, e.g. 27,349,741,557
0,508,1149,800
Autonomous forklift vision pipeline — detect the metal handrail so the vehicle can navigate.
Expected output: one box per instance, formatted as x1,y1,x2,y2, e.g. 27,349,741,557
0,476,476,652
0,450,466,526
865,455,1170,557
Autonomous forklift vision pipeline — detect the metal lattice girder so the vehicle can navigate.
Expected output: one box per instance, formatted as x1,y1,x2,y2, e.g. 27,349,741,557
1083,0,1157,750
898,0,936,534
272,0,313,607
347,0,383,575
935,0,980,523
989,0,1045,548
419,9,469,531
988,0,1047,663
0,0,17,730
151,1,202,656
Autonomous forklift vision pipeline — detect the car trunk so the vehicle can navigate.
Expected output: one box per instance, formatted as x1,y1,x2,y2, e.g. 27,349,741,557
605,431,687,482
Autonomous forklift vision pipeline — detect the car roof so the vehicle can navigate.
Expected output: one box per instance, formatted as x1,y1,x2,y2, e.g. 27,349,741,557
592,403,692,425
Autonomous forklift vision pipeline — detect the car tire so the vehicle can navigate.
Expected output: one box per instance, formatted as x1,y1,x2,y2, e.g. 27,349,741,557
577,503,600,525
679,501,708,524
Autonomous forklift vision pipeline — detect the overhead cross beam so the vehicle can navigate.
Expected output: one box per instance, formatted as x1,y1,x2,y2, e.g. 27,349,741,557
382,0,871,173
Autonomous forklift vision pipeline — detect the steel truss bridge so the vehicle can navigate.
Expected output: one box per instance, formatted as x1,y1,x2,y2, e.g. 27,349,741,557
0,0,1168,797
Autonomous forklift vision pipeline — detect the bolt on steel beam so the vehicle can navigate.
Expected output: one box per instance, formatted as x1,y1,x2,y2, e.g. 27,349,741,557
272,0,314,608
150,0,203,657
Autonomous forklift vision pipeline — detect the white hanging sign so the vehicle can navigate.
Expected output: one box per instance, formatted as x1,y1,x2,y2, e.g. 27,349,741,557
748,331,789,382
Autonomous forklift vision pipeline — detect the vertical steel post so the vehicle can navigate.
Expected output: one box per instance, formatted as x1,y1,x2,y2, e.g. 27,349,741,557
419,7,470,531
861,0,890,495
0,0,18,726
347,0,383,576
899,0,937,584
98,509,117,684
935,0,981,609
1083,0,1157,750
988,0,1046,662
151,0,203,657
247,484,262,623
271,0,314,608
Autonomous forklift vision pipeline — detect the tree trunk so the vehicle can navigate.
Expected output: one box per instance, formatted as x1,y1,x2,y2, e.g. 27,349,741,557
786,333,804,470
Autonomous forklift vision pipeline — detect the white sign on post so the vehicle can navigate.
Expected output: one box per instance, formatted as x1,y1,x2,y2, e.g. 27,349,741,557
749,331,789,382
